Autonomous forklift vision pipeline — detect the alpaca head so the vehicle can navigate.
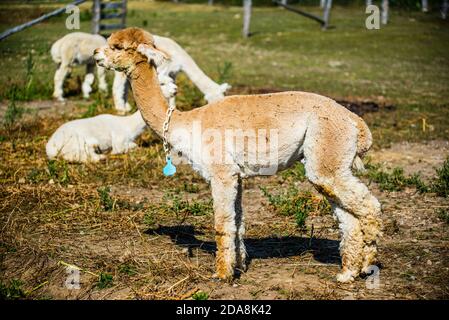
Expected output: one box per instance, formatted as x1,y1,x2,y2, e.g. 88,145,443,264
94,27,169,73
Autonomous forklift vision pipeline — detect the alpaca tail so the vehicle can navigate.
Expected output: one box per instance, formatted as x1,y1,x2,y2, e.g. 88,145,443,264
352,115,373,173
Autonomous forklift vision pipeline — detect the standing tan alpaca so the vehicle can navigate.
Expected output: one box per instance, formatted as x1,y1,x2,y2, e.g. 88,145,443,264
94,28,382,283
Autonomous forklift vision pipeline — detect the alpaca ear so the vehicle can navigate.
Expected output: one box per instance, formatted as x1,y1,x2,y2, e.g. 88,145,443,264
137,44,170,68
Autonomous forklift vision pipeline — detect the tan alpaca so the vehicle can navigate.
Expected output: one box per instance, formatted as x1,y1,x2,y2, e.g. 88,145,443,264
94,28,382,283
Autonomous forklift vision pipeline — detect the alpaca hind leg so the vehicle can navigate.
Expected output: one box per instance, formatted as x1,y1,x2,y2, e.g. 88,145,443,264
330,174,382,273
53,63,70,101
331,203,364,282
303,117,380,281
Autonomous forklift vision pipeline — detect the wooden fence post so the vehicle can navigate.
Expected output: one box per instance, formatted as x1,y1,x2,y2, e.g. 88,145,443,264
443,0,449,19
323,0,332,30
121,0,127,28
243,0,252,38
421,0,429,12
381,0,389,24
92,0,101,34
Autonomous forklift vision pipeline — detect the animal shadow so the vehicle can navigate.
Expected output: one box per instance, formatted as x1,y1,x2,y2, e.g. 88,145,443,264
145,224,340,265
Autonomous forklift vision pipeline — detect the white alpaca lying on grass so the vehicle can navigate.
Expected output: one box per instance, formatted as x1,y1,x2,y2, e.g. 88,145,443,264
51,32,230,113
46,74,177,163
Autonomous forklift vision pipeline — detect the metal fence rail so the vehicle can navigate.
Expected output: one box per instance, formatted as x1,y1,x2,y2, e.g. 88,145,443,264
0,0,87,41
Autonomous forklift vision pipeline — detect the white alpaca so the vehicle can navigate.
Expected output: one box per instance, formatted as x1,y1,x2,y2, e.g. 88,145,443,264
46,74,177,163
154,35,231,103
111,34,231,106
52,33,230,114
51,32,132,113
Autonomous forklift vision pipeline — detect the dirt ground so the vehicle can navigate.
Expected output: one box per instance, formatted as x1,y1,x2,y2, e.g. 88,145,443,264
0,100,448,300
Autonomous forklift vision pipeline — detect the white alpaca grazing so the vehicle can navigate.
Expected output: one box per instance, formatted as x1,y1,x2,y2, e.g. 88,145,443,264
112,34,231,107
46,74,177,163
51,32,230,113
154,35,231,103
51,32,132,112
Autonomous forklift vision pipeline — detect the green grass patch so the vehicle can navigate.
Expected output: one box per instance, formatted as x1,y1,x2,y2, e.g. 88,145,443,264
281,162,307,182
192,290,209,300
144,193,213,225
97,186,115,211
365,163,428,192
3,98,25,130
365,157,449,196
260,186,330,228
0,279,26,300
431,157,449,198
436,208,449,224
1,52,52,101
97,186,146,212
47,159,71,185
118,263,137,276
97,273,113,289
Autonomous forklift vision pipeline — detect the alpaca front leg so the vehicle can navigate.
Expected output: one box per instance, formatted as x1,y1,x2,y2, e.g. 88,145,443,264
82,64,95,99
112,71,131,113
82,73,95,99
210,173,241,280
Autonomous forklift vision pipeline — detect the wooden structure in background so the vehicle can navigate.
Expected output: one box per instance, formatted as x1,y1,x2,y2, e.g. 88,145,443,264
243,0,334,37
92,0,127,35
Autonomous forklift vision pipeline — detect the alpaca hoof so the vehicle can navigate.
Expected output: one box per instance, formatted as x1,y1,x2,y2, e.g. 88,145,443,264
336,270,356,283
236,261,248,273
361,262,381,275
53,96,65,103
211,273,220,281
212,270,234,282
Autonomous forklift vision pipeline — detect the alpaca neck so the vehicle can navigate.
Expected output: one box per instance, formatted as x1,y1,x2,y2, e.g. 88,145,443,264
125,111,147,140
128,62,174,137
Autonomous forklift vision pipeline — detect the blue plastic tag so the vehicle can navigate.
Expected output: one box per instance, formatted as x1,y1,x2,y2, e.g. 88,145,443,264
163,156,176,176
